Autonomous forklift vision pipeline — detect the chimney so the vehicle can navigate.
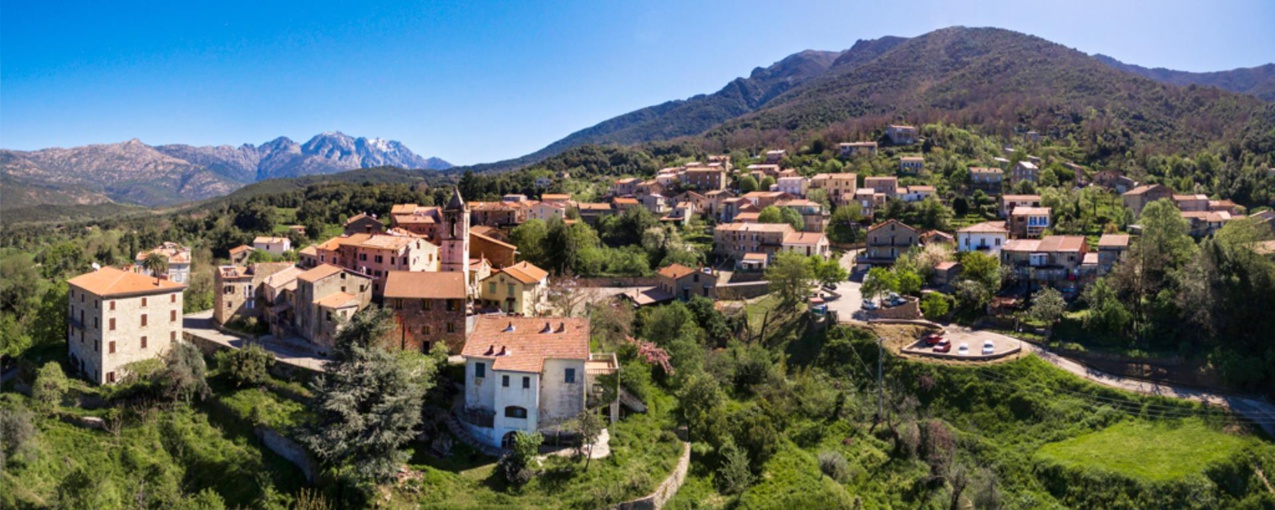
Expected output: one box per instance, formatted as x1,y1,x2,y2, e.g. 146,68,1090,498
540,322,552,334
555,322,565,333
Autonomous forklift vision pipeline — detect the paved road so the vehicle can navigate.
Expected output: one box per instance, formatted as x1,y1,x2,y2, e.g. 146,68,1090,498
825,250,865,322
952,326,1275,436
184,310,329,372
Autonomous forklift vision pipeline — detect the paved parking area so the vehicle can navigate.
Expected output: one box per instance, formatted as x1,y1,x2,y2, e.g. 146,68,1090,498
901,326,1023,360
183,310,328,372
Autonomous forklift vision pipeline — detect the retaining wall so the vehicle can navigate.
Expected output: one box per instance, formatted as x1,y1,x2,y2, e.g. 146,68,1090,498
256,427,317,483
612,441,692,510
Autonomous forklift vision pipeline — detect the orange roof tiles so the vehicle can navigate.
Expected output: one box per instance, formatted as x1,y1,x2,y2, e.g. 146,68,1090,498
296,263,346,283
462,316,590,373
1098,234,1130,248
316,292,359,309
68,267,185,297
383,271,467,299
783,232,827,245
657,263,696,280
958,221,1008,234
494,261,549,285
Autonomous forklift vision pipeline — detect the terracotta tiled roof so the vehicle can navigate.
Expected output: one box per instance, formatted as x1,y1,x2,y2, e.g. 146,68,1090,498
383,271,466,299
229,245,253,255
315,292,359,309
68,267,185,297
1002,239,1041,252
1124,184,1171,196
262,266,305,291
296,264,346,283
935,261,959,271
136,242,191,264
657,263,696,280
783,232,826,246
315,233,372,251
1011,207,1051,216
462,316,590,373
900,156,924,162
344,213,377,225
715,222,794,233
471,231,516,250
1001,195,1041,202
742,253,768,262
839,141,877,147
1098,234,1130,248
958,221,1008,234
541,194,571,201
577,202,613,211
299,246,318,256
254,236,289,245
866,219,917,234
1083,252,1100,265
733,212,761,222
1036,236,1087,253
494,261,549,285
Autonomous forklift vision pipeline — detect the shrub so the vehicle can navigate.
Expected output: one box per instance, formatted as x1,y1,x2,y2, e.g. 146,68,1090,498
33,362,69,410
717,439,754,494
499,432,543,485
222,344,276,387
920,292,952,320
817,450,850,483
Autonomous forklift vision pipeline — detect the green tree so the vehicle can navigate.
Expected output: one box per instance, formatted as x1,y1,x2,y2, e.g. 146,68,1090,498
827,203,864,244
1081,277,1130,336
758,176,776,191
1028,287,1066,325
959,252,1002,293
302,307,434,489
142,252,169,280
224,344,276,388
499,432,543,485
811,256,848,289
766,251,814,310
861,267,898,304
161,342,210,403
716,439,753,495
39,242,87,279
757,206,783,224
0,404,37,467
677,373,724,441
896,269,923,296
573,410,605,471
33,362,69,411
738,175,759,193
779,207,804,231
921,292,952,319
510,219,549,268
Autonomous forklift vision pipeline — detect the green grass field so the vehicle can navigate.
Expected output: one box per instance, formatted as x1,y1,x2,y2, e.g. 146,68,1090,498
1036,419,1248,481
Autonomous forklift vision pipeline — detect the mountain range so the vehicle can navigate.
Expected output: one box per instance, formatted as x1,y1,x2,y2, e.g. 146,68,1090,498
0,132,450,209
468,28,1273,173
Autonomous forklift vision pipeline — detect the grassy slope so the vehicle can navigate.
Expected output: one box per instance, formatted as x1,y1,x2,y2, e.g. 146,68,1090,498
1037,419,1247,481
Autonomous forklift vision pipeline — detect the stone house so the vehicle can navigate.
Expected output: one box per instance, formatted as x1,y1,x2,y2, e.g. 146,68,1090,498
899,156,924,174
1001,236,1089,293
471,231,517,268
1096,234,1129,274
1122,184,1175,217
479,261,549,316
886,124,918,145
459,316,615,449
1094,170,1137,193
861,219,919,265
683,168,727,191
212,262,295,326
529,201,569,222
656,263,717,301
764,149,786,164
67,267,185,385
863,176,899,198
776,176,809,198
134,242,193,284
228,245,254,266
613,177,641,196
999,194,1042,218
900,185,935,203
389,204,443,238
810,173,858,206
384,271,469,353
575,202,614,226
1010,161,1039,186
293,264,373,352
344,213,385,236
741,191,795,210
776,199,827,232
713,222,795,263
783,232,831,258
855,188,888,218
969,167,1003,194
1173,194,1210,212
1009,207,1051,239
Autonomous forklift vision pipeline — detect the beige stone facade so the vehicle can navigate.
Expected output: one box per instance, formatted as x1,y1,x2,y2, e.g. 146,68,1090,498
67,267,185,385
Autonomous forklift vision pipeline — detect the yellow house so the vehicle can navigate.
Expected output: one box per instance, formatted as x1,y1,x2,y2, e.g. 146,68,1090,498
478,261,549,315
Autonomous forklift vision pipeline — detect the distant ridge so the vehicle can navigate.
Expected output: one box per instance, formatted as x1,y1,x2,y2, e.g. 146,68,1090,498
1094,54,1275,101
0,132,451,209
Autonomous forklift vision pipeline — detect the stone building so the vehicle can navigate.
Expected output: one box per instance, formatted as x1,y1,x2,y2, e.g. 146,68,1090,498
479,261,549,315
344,213,385,235
384,271,469,353
293,264,373,352
212,262,295,326
67,267,185,385
440,189,472,281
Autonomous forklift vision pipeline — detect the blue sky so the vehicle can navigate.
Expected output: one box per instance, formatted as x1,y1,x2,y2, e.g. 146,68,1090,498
3,0,1273,164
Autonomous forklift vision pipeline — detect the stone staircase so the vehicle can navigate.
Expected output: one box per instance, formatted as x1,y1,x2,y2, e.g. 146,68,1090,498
435,403,504,458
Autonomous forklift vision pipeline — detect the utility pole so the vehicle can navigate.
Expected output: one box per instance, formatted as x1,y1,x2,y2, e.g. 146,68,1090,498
877,336,884,419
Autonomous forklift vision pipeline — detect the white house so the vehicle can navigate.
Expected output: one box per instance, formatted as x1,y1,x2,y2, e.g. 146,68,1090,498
528,201,569,223
776,176,809,198
253,236,291,256
900,186,936,203
956,221,1009,255
459,317,615,449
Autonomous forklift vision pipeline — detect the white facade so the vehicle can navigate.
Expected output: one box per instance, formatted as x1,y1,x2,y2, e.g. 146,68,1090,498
253,237,291,256
776,176,809,198
957,231,1007,255
463,357,586,448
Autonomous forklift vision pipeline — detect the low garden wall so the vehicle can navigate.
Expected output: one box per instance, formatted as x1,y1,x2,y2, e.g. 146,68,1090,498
578,277,660,288
612,440,692,510
717,281,771,300
256,427,317,483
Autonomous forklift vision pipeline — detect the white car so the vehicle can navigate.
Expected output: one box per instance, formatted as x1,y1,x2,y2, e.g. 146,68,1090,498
982,340,995,355
957,343,969,356
861,299,879,310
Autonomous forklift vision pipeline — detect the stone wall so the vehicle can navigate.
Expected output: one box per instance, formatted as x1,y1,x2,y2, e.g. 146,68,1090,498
716,281,771,300
613,441,691,510
868,297,921,320
256,427,316,483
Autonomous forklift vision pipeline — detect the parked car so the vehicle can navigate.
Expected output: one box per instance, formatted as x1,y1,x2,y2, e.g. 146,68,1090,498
957,343,970,356
922,332,943,346
982,340,995,355
861,299,879,310
932,339,951,353
885,292,907,307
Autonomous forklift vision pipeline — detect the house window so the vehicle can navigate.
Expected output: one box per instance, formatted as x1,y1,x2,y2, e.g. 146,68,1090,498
141,315,147,327
94,339,100,352
107,371,116,384
170,310,177,321
108,341,116,354
504,406,527,419
171,331,177,344
142,297,148,307
375,255,383,264
475,363,486,379
446,299,458,312
502,375,510,387
422,325,431,335
171,294,176,303
488,283,497,294
522,376,530,389
446,322,455,333
141,336,148,349
507,284,515,295
423,300,431,311
94,300,98,309
108,318,116,331
565,368,576,383
110,301,115,311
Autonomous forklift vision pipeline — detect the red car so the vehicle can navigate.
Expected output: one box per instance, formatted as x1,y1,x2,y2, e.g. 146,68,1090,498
922,333,943,346
932,339,952,353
